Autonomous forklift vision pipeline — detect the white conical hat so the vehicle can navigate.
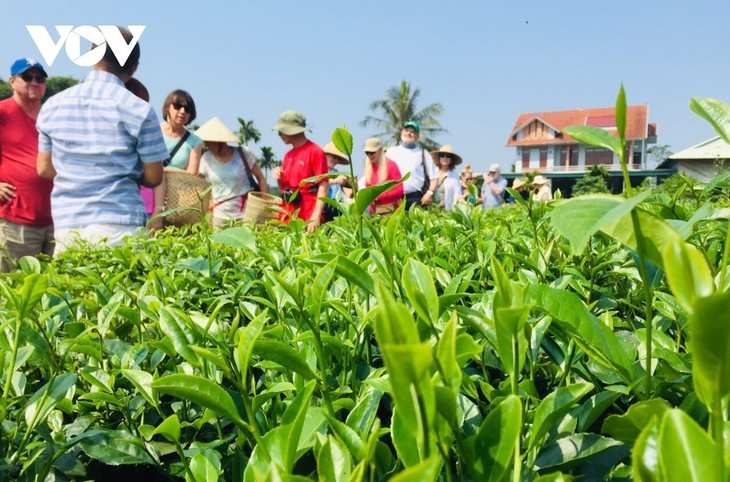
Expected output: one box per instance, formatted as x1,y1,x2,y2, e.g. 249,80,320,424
195,117,239,143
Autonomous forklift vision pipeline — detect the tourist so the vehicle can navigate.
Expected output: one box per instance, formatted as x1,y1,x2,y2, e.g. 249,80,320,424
271,110,328,232
359,137,403,214
533,175,553,202
196,117,267,229
36,27,167,253
146,90,204,228
430,145,462,211
0,58,53,271
480,163,508,209
322,142,351,222
458,164,478,206
385,121,437,208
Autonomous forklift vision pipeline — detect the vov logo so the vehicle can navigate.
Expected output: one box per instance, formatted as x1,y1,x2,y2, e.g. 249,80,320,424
26,25,145,67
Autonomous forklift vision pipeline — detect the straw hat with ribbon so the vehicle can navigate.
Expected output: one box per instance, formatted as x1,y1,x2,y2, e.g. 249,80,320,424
533,175,549,186
512,178,527,190
323,142,349,165
195,117,239,143
430,145,463,166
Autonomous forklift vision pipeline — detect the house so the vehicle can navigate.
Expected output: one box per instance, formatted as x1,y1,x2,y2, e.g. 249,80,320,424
659,136,729,182
504,105,673,195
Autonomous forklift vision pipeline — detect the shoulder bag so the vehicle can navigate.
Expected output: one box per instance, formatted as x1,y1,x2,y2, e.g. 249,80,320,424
163,130,191,167
237,146,260,192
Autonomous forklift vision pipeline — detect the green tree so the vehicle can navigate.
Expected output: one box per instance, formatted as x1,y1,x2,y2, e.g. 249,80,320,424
0,79,11,100
237,117,261,146
361,80,446,151
571,165,610,197
0,76,78,102
647,144,673,168
259,145,279,180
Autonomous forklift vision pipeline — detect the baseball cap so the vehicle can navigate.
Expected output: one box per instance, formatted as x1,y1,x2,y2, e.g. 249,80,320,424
10,58,47,77
488,163,501,173
363,137,383,152
403,120,420,134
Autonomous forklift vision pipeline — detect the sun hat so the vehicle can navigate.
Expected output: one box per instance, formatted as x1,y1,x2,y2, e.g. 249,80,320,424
363,137,383,153
323,142,349,165
512,178,527,190
403,120,420,134
10,58,47,77
488,163,501,173
273,110,308,135
533,175,549,185
430,145,463,167
195,117,239,143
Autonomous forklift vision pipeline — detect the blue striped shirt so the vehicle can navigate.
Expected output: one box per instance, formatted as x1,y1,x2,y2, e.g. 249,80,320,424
37,70,168,230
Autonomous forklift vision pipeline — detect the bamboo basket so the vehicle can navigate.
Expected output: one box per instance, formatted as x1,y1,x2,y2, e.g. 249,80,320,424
163,170,211,227
243,191,282,224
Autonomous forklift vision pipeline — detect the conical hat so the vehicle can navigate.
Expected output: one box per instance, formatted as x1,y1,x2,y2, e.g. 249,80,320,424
195,117,239,143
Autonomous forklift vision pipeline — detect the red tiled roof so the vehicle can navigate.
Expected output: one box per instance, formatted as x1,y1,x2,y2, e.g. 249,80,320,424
507,105,650,147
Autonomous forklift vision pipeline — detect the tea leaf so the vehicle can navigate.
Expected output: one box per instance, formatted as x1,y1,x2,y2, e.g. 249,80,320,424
153,414,181,443
689,291,730,406
402,258,439,328
389,455,441,482
534,434,624,471
253,338,318,380
690,97,730,143
602,398,670,445
470,394,522,482
658,409,717,482
152,374,246,428
616,85,627,142
663,239,714,315
529,382,594,450
332,126,353,157
563,126,623,157
210,226,257,254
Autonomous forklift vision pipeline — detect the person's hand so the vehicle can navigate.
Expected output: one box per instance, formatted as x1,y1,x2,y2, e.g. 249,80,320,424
332,175,347,185
484,173,494,184
306,216,320,233
0,182,16,203
147,216,163,232
421,189,434,205
272,166,282,181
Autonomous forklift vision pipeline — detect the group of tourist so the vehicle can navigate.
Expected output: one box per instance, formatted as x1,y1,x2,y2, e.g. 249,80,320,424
0,26,553,271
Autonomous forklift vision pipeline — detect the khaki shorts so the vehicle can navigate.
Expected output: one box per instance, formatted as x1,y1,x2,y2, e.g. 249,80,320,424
0,218,54,272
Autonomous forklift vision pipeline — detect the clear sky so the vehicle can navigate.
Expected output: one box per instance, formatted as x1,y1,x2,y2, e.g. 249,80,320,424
2,1,729,178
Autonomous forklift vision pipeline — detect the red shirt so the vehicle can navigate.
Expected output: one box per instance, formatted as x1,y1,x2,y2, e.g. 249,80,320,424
278,140,328,222
365,159,404,209
0,98,53,226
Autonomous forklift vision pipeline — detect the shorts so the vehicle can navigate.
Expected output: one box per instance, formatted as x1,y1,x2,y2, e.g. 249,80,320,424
54,224,144,255
0,218,54,272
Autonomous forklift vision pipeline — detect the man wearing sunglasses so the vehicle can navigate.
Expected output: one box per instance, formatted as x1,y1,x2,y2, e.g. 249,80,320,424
36,27,168,254
0,58,53,271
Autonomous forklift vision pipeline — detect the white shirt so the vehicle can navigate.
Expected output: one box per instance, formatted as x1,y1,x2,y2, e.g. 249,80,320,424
385,144,436,195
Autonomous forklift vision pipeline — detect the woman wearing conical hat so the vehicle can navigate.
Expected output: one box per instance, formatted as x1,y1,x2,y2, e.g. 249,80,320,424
196,117,267,229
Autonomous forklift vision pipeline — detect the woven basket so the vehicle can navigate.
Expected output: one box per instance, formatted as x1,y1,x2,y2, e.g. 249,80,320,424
243,191,282,224
163,170,211,227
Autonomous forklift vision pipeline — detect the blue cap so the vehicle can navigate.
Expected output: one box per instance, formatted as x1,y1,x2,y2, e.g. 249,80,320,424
10,58,47,77
403,120,420,134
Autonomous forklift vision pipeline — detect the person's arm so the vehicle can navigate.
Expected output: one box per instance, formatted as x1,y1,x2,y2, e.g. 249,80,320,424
185,144,202,175
141,161,164,187
307,181,328,233
421,174,439,205
376,161,404,205
147,174,167,230
252,162,268,193
37,151,56,180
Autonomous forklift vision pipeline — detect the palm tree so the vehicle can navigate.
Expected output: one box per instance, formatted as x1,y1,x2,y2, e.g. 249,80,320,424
259,146,279,180
237,117,261,146
360,80,446,151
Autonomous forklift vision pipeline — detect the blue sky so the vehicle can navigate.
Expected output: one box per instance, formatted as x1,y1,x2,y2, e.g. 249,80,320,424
2,1,729,178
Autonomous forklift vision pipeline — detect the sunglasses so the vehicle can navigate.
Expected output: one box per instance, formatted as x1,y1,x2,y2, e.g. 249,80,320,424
439,154,451,159
365,151,378,157
172,101,189,111
20,73,46,83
